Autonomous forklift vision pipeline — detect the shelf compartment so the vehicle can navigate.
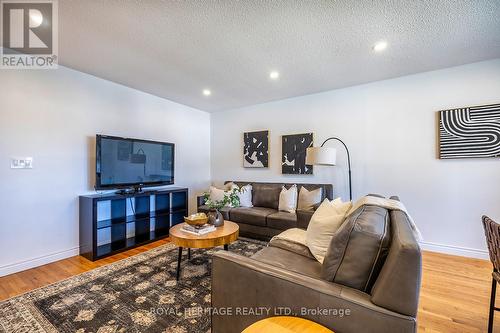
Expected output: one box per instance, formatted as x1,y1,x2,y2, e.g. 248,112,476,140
111,199,126,222
134,195,151,219
155,193,170,215
97,239,127,257
135,218,150,237
172,191,187,211
154,215,170,231
96,212,170,229
111,223,126,243
96,230,169,258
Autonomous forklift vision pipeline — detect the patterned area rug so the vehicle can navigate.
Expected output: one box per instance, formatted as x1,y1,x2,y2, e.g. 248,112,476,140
0,238,266,333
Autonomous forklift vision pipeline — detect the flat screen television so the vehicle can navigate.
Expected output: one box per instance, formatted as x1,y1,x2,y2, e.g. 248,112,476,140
95,135,174,190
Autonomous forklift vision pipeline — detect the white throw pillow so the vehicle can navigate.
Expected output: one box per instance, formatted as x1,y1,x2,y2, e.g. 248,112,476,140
278,185,298,213
305,198,353,263
231,183,253,207
297,187,323,210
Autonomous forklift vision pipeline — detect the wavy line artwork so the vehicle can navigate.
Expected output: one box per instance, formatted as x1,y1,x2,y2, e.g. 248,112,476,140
439,103,500,159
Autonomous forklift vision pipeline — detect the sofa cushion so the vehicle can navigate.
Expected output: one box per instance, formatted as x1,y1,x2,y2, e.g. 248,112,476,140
252,183,282,209
236,222,282,240
251,246,322,279
305,198,352,263
198,205,231,220
321,205,391,292
266,212,297,230
229,207,277,227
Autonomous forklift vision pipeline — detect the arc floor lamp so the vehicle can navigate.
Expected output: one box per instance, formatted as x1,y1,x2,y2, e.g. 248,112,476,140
306,137,352,201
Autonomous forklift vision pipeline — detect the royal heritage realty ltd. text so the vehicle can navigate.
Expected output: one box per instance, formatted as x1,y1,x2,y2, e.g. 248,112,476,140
150,306,352,318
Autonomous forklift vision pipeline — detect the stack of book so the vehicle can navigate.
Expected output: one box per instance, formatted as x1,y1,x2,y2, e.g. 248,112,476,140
181,224,216,235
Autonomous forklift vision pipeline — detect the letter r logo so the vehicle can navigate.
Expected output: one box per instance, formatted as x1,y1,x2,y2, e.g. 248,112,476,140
2,1,53,54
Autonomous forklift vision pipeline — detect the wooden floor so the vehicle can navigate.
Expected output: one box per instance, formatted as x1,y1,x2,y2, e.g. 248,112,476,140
0,239,496,332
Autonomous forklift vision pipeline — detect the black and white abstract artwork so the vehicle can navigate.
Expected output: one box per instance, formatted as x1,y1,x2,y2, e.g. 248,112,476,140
282,133,314,174
439,103,500,159
243,130,269,167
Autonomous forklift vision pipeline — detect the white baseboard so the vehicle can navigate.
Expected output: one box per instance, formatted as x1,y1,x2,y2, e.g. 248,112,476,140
0,247,80,277
419,241,489,260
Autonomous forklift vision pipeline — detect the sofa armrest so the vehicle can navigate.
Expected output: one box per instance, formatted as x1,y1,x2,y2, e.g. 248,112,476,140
212,251,416,333
197,195,206,209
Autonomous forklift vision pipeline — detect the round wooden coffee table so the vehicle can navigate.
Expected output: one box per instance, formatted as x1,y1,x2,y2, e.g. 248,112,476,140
242,316,333,333
169,221,239,280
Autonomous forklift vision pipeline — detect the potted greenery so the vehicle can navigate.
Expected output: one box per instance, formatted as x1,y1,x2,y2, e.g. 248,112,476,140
203,187,242,227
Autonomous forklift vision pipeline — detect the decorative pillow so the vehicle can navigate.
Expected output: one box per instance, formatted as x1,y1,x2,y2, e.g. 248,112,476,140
209,185,237,207
278,185,298,213
230,183,253,208
305,198,352,263
321,204,391,292
269,228,314,259
209,186,227,203
297,187,323,210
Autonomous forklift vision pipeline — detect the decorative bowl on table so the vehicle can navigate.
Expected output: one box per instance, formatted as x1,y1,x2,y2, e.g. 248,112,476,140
184,213,209,226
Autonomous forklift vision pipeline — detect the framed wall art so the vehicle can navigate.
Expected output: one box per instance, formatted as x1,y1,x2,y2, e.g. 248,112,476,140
243,130,269,167
282,133,314,174
438,103,500,159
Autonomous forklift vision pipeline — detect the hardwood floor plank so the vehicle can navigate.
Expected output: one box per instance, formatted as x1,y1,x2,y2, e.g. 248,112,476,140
0,242,496,332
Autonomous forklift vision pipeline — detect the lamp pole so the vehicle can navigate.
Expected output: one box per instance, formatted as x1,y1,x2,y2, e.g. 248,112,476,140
320,137,352,201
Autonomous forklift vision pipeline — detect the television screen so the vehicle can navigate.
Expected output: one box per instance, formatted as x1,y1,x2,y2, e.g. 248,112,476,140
96,135,174,189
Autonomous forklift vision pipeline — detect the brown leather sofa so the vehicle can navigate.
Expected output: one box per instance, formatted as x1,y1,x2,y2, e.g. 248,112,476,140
197,181,333,240
211,196,422,333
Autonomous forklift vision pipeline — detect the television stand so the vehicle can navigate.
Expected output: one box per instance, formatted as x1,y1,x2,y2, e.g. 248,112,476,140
79,187,188,261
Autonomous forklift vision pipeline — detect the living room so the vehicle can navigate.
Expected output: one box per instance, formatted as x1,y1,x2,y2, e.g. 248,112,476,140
0,1,499,332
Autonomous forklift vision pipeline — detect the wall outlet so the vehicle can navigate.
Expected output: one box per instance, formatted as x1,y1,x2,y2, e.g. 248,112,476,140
11,157,33,169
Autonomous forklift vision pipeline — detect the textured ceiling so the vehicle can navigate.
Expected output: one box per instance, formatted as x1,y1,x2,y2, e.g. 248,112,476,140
57,0,500,112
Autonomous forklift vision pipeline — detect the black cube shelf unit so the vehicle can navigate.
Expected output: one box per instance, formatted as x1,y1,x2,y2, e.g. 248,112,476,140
79,187,188,261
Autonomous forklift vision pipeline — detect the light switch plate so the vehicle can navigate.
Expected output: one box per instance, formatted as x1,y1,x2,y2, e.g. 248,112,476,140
11,157,33,169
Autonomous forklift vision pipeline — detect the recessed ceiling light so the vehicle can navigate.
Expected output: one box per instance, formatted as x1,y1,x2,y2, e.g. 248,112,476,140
202,89,211,96
373,41,388,52
269,71,280,80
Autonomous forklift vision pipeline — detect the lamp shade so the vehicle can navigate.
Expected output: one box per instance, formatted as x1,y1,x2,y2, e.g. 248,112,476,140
306,147,337,166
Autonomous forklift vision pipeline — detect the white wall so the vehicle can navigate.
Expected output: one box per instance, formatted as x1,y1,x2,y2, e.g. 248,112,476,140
0,67,211,276
211,59,500,259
